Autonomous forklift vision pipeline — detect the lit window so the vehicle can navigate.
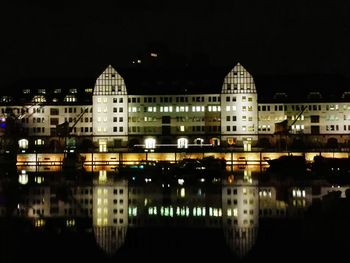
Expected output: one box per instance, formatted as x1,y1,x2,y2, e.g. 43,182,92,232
18,139,28,149
32,95,46,103
145,138,156,149
233,208,238,217
64,95,77,102
177,138,188,149
180,126,185,132
34,139,44,145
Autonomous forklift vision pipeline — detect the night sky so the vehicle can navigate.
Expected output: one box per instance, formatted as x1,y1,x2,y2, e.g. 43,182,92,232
1,1,350,91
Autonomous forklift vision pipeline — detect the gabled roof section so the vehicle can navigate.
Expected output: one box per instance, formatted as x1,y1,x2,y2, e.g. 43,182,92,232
221,63,256,94
93,65,127,96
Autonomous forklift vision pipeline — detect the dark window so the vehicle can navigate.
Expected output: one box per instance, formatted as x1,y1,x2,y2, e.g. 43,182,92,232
310,115,320,123
311,126,320,134
50,108,59,115
162,116,171,124
50,118,59,125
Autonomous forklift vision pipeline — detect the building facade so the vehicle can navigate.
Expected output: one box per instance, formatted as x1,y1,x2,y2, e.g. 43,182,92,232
1,63,350,152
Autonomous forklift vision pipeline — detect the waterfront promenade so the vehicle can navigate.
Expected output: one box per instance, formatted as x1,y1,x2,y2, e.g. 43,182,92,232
16,151,350,172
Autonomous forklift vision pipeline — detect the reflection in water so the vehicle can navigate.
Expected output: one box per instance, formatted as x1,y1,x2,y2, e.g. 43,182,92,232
93,171,128,255
222,177,259,258
1,164,350,260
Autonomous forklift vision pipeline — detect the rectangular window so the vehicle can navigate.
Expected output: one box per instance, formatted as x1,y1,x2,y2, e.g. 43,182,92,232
310,115,320,123
50,108,59,115
50,118,59,125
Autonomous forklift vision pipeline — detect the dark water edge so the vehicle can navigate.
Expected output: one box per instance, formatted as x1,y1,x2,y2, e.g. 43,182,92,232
1,218,349,262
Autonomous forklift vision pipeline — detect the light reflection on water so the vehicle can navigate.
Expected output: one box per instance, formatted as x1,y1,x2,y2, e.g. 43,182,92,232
0,164,350,261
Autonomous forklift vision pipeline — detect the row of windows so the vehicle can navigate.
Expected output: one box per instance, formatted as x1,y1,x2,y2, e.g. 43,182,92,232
128,105,222,113
226,83,253,90
63,107,92,114
133,96,221,105
225,96,253,102
259,115,287,121
176,117,221,122
113,127,124,132
33,117,45,123
226,116,254,122
259,114,350,122
22,88,78,95
226,188,255,195
258,104,338,112
258,125,271,132
126,126,222,133
226,126,255,132
76,127,92,133
32,127,45,133
97,97,125,103
258,124,350,132
225,105,253,112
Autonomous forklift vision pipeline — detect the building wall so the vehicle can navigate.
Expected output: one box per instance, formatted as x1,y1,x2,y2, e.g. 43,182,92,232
1,63,350,151
92,65,129,150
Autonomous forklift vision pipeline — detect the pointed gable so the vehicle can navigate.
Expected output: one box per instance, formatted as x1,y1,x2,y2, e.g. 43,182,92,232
221,63,256,94
93,65,127,95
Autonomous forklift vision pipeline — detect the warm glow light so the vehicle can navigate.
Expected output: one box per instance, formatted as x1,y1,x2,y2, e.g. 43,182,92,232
180,188,185,198
99,170,107,182
177,138,188,148
18,170,28,185
145,138,156,149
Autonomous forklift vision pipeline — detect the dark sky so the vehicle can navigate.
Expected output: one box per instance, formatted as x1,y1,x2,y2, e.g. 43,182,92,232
1,1,350,89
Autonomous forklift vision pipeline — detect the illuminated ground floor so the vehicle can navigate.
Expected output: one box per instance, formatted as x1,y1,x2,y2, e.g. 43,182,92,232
16,151,350,171
6,133,350,154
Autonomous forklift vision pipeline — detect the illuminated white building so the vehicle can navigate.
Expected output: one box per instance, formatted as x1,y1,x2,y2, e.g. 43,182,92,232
1,62,350,152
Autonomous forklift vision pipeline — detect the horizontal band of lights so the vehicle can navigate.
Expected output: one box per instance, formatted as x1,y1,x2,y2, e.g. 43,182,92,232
146,206,222,217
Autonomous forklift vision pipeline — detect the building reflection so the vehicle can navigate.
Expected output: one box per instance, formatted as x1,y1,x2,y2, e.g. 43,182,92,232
222,175,259,258
1,165,350,258
93,170,128,256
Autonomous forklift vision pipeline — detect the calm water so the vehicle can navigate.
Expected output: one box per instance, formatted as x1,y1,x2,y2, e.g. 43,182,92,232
0,163,349,262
